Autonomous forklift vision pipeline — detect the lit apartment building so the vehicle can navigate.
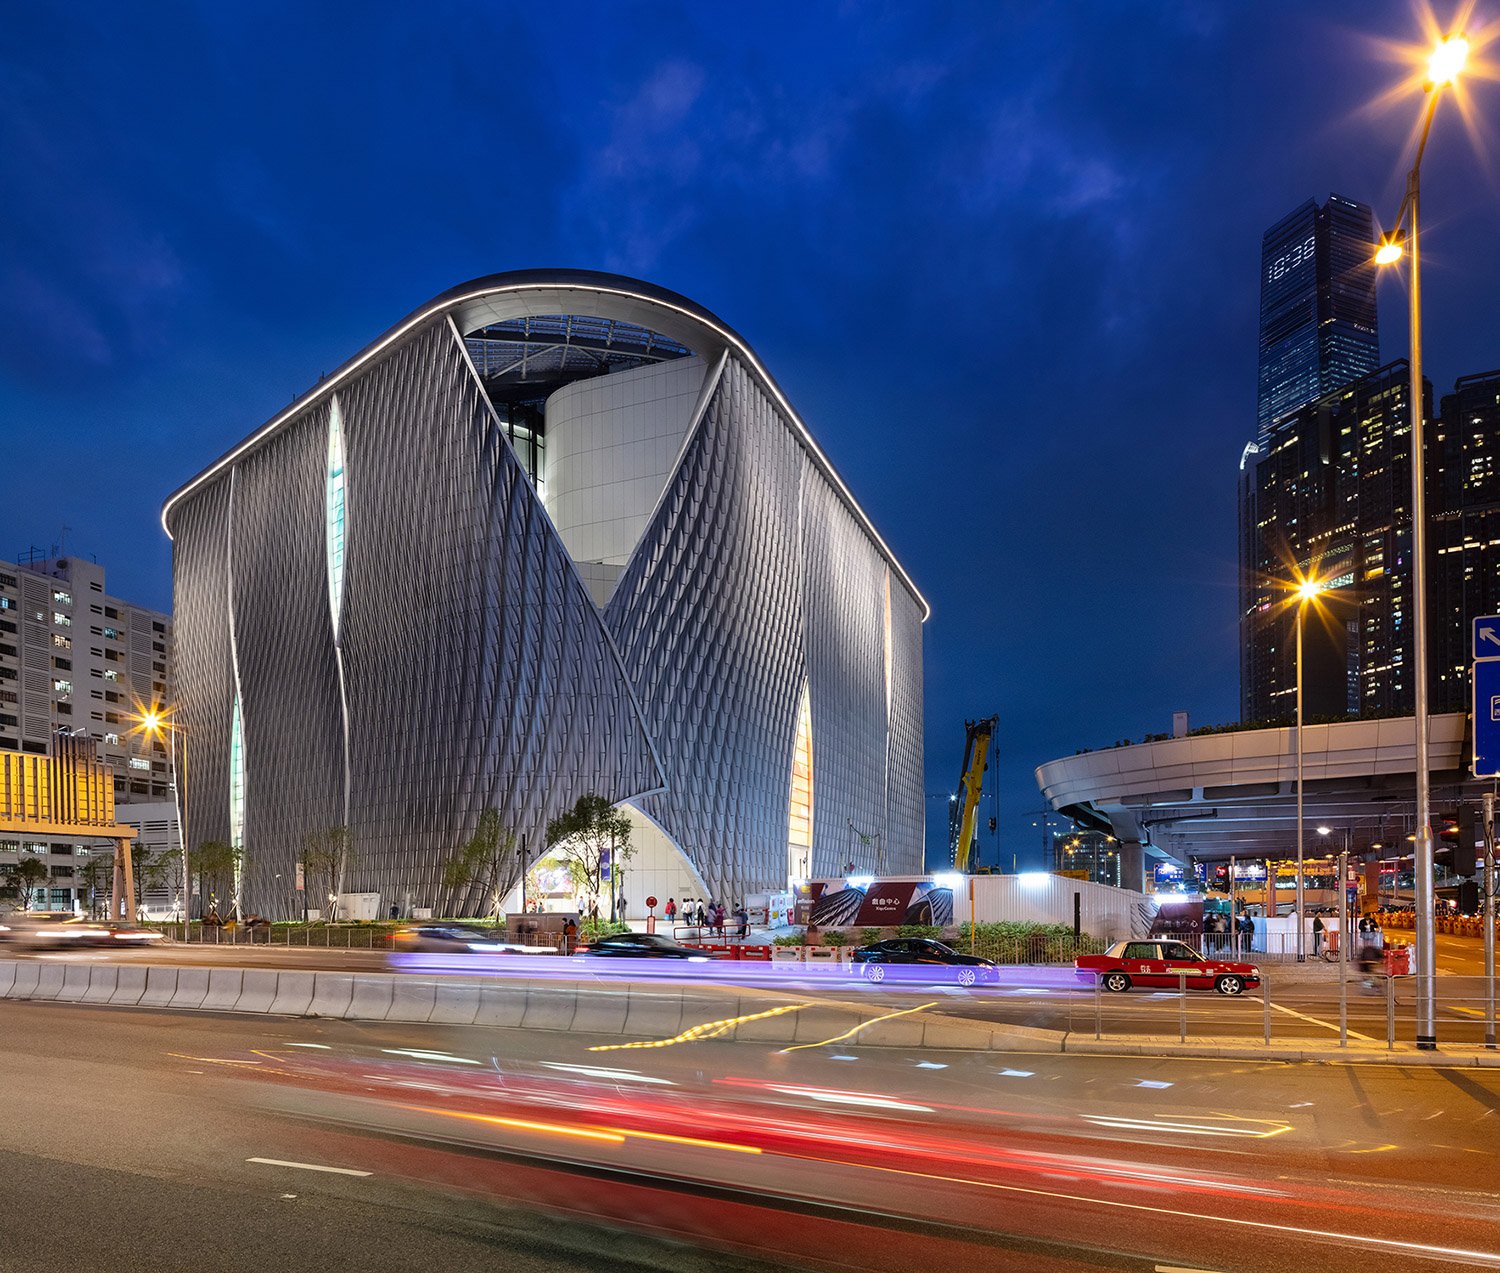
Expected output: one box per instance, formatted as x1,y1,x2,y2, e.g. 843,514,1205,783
0,551,172,802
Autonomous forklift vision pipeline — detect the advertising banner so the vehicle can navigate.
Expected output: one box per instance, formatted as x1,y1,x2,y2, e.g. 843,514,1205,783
806,879,956,927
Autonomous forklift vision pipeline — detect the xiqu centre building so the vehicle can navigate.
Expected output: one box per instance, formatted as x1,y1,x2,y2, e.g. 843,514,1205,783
162,271,926,917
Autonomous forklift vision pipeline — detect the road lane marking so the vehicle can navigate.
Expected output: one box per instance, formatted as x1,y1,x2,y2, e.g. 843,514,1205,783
1156,1265,1224,1273
780,1002,939,1053
247,1158,372,1177
1259,998,1376,1042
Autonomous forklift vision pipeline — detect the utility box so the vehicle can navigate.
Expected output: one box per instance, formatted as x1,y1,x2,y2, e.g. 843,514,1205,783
336,892,382,921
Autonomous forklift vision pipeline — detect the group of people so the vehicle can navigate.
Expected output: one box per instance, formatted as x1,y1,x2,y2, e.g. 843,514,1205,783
663,897,749,938
1200,910,1255,953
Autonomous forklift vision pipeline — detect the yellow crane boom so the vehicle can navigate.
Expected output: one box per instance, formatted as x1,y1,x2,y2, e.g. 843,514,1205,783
954,715,997,873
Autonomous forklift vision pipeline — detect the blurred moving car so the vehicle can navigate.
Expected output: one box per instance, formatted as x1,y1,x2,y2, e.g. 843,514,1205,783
575,932,711,960
392,924,525,953
99,922,165,946
851,937,998,985
0,912,113,949
1075,940,1260,995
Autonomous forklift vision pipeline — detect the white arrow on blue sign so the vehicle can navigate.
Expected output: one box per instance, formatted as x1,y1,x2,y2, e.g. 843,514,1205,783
1475,615,1500,660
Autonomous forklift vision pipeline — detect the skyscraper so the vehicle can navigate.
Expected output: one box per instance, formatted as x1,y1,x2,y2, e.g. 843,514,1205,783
1256,194,1381,443
1430,369,1500,712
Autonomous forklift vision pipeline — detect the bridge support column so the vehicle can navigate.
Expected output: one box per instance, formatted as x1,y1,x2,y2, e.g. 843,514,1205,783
1118,839,1145,892
108,838,135,922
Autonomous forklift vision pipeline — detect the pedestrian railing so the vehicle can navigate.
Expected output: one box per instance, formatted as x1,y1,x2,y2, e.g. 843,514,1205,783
1078,967,1499,1051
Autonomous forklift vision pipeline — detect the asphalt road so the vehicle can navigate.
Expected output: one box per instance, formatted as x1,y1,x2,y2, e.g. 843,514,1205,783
22,936,1500,1045
4,1000,1500,1272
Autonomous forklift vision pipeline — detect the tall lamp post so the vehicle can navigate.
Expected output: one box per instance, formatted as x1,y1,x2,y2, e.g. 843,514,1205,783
134,708,191,943
1372,30,1469,1049
1293,576,1325,961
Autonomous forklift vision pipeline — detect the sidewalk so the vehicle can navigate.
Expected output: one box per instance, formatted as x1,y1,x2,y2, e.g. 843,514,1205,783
1061,1032,1500,1067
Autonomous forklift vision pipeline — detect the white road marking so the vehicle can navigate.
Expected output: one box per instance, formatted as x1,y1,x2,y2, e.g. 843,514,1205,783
1258,997,1376,1042
247,1158,372,1177
1156,1265,1224,1273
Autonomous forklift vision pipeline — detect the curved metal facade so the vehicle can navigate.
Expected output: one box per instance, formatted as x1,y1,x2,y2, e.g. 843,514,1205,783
166,273,923,916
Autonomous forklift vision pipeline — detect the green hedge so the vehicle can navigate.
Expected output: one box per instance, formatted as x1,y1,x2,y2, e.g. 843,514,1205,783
953,921,1105,964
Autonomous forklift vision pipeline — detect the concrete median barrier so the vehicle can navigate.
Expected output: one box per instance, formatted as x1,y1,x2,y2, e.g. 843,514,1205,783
82,965,119,1004
268,971,315,1016
170,967,211,1010
309,972,355,1018
138,966,178,1008
429,981,480,1025
387,978,437,1024
473,983,528,1028
201,969,244,1012
236,969,280,1013
623,987,685,1038
111,966,147,1006
0,957,1072,1053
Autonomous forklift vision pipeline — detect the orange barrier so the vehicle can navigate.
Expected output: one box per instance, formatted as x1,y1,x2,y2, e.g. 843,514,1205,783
681,942,775,961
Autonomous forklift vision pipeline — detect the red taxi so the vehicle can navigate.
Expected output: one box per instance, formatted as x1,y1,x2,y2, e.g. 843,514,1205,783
1075,939,1260,996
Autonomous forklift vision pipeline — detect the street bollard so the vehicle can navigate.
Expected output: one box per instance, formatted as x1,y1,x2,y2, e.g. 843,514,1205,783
1094,972,1102,1041
1178,970,1187,1043
1387,974,1396,1051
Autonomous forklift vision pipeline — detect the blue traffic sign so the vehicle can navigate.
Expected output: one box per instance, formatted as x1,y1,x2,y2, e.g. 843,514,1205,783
1474,615,1500,661
1474,657,1500,777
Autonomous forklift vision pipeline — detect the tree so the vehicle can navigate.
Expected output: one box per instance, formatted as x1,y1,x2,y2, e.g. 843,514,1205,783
75,853,112,918
544,795,634,916
2,856,48,911
131,847,179,922
189,841,240,918
442,808,516,922
302,826,353,923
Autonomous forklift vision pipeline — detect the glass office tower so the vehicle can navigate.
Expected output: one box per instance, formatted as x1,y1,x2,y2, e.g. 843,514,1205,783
1256,194,1380,444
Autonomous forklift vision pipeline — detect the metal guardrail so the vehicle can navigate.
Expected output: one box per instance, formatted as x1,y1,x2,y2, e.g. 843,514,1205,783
1079,967,1499,1050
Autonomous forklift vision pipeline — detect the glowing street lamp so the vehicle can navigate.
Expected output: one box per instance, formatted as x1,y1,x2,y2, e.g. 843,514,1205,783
131,705,192,942
1428,33,1470,86
1291,574,1326,960
1371,26,1471,1048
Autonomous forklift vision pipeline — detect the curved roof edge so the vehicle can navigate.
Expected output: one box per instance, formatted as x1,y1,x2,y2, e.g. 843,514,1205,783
1036,712,1469,813
161,268,929,620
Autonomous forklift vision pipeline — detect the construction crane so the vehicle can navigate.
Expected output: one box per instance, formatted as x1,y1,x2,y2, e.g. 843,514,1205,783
953,715,998,872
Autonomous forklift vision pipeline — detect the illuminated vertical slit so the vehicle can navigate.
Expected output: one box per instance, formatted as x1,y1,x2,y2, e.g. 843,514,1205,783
883,568,893,857
227,470,246,916
788,684,813,885
326,398,351,831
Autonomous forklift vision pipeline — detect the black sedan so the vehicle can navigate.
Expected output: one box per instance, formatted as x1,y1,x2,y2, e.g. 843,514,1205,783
851,937,998,986
576,932,712,960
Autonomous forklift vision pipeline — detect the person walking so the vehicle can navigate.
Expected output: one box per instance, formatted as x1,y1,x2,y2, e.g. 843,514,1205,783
665,897,677,925
1312,912,1324,957
735,903,748,940
696,901,707,929
562,917,578,954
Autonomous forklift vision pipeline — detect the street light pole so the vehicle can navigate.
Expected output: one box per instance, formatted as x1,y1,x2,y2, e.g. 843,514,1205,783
1374,36,1467,1048
170,722,191,942
1293,580,1321,960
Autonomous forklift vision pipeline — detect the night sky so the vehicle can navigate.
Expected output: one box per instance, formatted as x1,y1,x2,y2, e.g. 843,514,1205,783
3,2,1497,868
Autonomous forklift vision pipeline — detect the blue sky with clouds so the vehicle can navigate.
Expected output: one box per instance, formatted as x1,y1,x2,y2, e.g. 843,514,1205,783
3,1,1497,866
